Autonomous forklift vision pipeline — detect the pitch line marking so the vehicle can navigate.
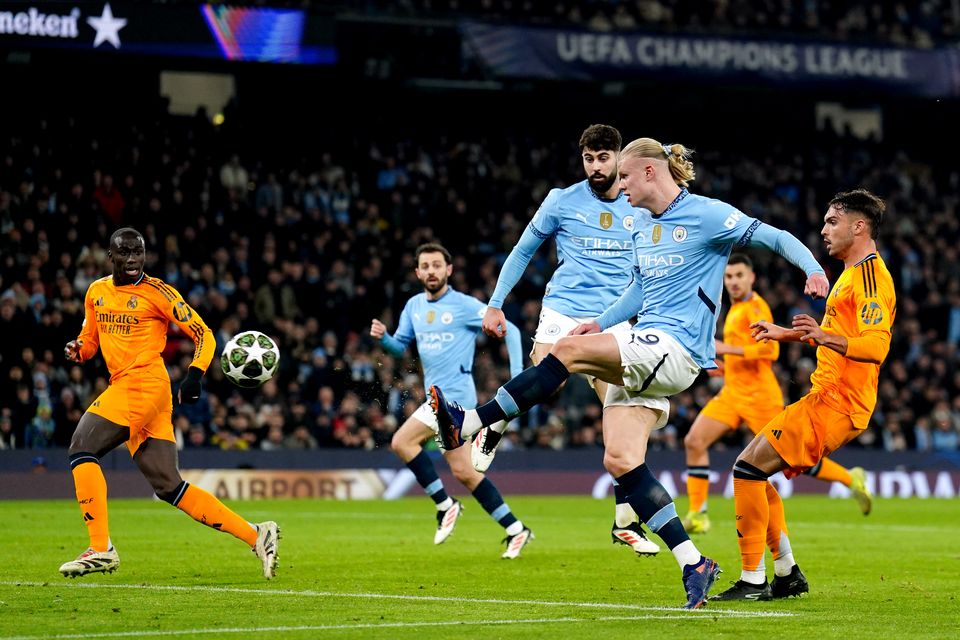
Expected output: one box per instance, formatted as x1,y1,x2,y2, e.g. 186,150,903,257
0,581,794,618
0,613,792,640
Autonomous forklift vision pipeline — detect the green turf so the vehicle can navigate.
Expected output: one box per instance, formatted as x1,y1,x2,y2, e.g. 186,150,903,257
0,495,953,639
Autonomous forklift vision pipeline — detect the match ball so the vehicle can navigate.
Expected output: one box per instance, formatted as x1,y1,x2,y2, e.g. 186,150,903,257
220,330,280,388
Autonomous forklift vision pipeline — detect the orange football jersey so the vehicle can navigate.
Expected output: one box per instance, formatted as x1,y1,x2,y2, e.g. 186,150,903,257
721,292,783,404
811,253,896,428
76,275,214,383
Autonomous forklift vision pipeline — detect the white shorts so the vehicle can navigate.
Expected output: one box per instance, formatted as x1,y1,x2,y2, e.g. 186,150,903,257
533,306,632,344
534,306,633,390
603,328,701,429
412,401,439,433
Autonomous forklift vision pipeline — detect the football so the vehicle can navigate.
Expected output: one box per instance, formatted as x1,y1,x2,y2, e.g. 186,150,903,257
220,330,281,388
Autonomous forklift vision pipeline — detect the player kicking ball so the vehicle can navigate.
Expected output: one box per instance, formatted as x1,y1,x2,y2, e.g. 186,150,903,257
59,227,279,579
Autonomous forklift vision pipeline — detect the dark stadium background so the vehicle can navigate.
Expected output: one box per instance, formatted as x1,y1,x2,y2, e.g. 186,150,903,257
1,2,958,490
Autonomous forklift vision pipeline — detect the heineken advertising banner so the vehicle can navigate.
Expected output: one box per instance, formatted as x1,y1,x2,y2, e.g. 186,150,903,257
461,22,960,98
0,1,336,64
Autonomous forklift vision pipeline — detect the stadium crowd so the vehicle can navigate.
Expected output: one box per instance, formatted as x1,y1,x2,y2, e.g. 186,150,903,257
351,0,956,47
0,103,957,456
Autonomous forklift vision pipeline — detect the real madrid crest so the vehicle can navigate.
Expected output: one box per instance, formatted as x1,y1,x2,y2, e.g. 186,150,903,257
673,226,687,242
127,295,138,309
652,224,662,244
599,212,613,230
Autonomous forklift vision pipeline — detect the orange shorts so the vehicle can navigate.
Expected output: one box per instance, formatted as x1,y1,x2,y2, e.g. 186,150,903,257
760,391,862,478
700,388,783,435
87,373,175,455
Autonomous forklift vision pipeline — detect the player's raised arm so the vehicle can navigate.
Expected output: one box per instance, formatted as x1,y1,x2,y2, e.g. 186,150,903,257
484,197,557,337
740,222,829,298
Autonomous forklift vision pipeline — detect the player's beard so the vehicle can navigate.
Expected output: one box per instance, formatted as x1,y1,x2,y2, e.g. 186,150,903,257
588,170,617,197
422,275,447,294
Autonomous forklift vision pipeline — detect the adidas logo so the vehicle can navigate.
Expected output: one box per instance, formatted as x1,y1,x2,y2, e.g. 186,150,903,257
771,429,782,440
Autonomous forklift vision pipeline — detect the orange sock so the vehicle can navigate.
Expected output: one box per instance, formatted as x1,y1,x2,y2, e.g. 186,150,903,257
764,482,790,557
809,457,852,487
71,458,110,552
686,467,710,513
175,483,258,546
733,477,769,572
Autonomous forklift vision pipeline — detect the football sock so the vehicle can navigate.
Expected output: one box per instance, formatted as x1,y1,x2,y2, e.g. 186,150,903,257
617,464,698,567
806,457,852,487
405,451,451,507
481,428,504,451
488,420,508,435
613,481,637,528
173,482,258,546
686,466,710,513
70,453,110,552
764,482,796,576
472,478,519,530
475,354,570,425
733,460,771,583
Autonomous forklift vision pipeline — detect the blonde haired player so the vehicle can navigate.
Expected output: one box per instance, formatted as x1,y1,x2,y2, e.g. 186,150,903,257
432,138,829,609
59,227,279,579
682,253,870,535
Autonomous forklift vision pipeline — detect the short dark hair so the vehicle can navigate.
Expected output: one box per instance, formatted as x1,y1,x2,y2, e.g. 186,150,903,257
109,227,144,247
829,189,885,240
415,242,452,265
579,124,622,153
727,253,753,270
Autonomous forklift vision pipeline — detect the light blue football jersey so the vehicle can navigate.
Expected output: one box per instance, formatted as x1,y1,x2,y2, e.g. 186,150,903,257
489,180,640,318
381,288,522,408
597,189,823,369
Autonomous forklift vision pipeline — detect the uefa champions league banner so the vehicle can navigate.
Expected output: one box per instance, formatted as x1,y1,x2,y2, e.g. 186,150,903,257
461,22,960,98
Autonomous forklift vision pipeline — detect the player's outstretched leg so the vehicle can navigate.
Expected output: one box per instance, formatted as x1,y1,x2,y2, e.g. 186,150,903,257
160,480,280,578
805,458,871,515
431,386,467,450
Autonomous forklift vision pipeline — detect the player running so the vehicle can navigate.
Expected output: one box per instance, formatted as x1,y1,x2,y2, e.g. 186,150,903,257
682,253,871,535
479,123,658,556
370,242,532,558
59,227,279,579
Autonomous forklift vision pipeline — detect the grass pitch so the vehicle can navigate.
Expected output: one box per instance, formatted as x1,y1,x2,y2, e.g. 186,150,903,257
1,495,954,639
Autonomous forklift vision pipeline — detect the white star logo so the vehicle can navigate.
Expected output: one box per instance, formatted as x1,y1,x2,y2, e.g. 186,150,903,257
87,3,127,49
